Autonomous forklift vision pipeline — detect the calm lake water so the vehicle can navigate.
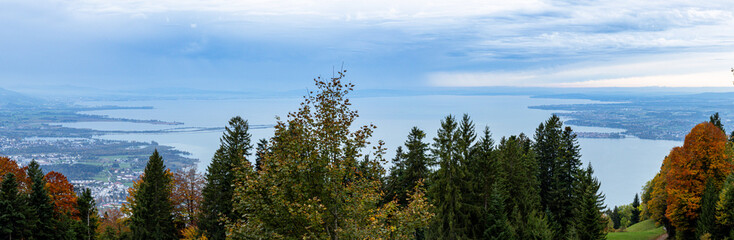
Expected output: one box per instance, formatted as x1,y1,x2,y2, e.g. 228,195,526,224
68,95,681,207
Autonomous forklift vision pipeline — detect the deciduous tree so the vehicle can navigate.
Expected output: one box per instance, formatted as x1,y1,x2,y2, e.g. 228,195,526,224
228,70,432,239
172,168,204,228
45,171,79,217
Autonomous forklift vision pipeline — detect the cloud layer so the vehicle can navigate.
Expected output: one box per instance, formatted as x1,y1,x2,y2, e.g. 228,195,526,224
1,0,733,89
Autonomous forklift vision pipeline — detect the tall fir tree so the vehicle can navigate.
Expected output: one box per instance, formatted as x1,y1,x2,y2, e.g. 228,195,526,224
254,138,268,172
496,134,544,239
199,116,253,240
630,194,641,225
483,183,514,240
533,115,583,237
697,179,719,239
0,172,30,239
716,173,734,238
710,112,725,133
27,160,59,240
383,127,432,239
610,206,622,229
469,126,495,237
429,115,471,240
402,127,431,201
384,146,406,204
576,164,607,240
129,150,178,240
455,114,482,239
76,188,99,240
534,115,564,213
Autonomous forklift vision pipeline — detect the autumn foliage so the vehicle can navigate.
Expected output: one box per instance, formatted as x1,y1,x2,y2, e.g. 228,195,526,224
45,171,79,218
647,122,734,237
0,156,30,192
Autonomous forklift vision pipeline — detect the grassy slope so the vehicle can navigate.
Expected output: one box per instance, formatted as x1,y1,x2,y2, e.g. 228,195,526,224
607,219,665,240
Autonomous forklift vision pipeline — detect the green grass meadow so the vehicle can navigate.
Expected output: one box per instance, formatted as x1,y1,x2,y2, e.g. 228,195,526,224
607,220,665,240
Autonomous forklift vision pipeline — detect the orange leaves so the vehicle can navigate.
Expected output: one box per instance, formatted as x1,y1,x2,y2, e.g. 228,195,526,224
648,122,734,234
171,168,204,227
0,156,30,192
45,171,79,218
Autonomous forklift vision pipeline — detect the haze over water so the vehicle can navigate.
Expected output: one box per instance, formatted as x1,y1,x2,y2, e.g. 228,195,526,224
67,94,681,207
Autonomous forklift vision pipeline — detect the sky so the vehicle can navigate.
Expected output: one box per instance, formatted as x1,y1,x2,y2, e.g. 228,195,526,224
2,0,734,92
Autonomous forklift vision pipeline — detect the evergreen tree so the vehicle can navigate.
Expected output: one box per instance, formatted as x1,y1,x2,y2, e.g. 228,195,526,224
716,174,734,238
534,115,564,212
522,210,553,240
76,188,99,240
483,184,514,240
472,127,495,210
254,138,268,172
402,127,431,201
455,114,484,239
631,194,641,225
610,206,622,229
0,172,30,239
469,127,495,237
384,146,407,204
697,180,718,239
27,160,58,240
199,116,253,240
576,164,607,240
533,115,583,237
710,112,725,133
497,134,543,239
429,115,471,239
129,150,177,240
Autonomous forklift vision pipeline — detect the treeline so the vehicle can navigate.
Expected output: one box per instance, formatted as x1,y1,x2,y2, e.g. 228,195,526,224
0,157,97,239
642,113,734,239
2,70,609,239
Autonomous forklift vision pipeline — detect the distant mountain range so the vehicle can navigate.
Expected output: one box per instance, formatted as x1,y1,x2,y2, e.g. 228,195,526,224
0,87,50,108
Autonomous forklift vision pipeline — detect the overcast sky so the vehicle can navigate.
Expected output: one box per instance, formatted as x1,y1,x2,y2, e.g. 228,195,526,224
2,0,734,92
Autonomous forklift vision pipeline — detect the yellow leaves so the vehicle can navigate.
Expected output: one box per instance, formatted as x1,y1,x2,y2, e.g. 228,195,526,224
647,122,733,233
226,69,432,239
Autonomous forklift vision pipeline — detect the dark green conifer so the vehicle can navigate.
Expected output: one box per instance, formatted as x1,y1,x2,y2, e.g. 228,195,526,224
576,164,607,240
0,173,30,239
533,115,583,237
200,116,253,240
631,194,641,225
610,206,621,229
76,188,99,240
534,115,564,212
384,146,406,204
27,160,58,240
483,184,514,240
254,138,268,172
469,127,495,237
130,150,177,240
710,112,725,133
716,174,734,238
429,115,470,239
402,127,431,198
697,179,719,238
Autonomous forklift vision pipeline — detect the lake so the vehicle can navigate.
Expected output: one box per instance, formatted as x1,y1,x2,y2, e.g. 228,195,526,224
68,95,681,207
